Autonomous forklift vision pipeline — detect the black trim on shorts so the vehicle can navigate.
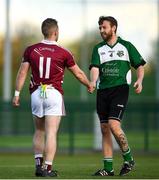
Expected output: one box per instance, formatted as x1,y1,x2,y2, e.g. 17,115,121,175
100,117,121,124
108,117,121,121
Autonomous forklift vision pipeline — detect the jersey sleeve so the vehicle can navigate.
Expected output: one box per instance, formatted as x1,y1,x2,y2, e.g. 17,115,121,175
22,47,31,63
89,46,100,70
128,43,146,69
65,50,76,68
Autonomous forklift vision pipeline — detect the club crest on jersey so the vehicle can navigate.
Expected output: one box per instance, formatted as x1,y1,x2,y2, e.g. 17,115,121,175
117,50,124,57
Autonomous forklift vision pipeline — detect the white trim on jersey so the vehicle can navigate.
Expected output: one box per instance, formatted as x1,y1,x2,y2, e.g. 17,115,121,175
41,39,74,57
41,39,58,45
98,43,130,64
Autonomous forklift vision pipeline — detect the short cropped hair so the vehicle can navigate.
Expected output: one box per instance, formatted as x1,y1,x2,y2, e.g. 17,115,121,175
41,18,58,38
98,16,118,33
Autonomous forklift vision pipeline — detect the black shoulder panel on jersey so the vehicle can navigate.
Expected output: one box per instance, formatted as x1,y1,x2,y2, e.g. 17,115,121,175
134,60,146,69
89,64,99,70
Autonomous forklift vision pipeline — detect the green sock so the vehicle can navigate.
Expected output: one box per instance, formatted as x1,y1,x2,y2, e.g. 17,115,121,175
103,158,113,172
122,147,133,162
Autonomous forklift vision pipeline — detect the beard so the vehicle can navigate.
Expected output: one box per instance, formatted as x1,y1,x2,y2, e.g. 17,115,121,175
101,31,113,42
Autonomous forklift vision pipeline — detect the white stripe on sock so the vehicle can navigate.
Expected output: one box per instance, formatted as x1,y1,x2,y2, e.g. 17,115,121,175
45,161,52,165
123,148,130,155
34,154,43,158
103,158,113,162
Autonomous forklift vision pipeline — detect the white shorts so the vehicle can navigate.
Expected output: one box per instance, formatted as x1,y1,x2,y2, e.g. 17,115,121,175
31,87,65,118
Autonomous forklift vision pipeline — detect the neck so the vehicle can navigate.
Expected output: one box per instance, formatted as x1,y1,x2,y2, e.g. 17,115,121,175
44,36,57,42
107,35,117,46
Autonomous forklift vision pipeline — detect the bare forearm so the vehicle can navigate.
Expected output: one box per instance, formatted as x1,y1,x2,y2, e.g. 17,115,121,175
14,62,30,92
90,68,99,83
69,64,90,88
15,71,27,91
90,72,98,83
74,70,90,87
12,62,29,106
133,65,144,94
136,66,144,82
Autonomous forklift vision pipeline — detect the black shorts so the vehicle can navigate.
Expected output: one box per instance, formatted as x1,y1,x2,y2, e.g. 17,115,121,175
97,84,129,123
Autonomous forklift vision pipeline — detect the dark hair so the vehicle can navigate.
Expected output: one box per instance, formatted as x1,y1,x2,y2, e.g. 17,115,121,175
41,18,58,38
98,16,118,33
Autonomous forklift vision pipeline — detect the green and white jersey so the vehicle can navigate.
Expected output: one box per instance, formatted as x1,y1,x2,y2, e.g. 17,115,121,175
90,37,146,89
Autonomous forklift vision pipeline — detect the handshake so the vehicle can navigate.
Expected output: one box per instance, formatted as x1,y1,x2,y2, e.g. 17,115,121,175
87,81,96,94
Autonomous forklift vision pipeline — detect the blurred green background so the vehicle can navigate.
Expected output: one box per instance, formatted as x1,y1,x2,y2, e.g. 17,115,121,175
0,0,158,155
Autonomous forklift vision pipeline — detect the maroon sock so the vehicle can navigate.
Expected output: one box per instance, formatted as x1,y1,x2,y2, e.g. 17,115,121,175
44,162,52,172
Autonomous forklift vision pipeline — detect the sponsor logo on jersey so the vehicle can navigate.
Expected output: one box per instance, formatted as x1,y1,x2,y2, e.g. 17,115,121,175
100,52,106,55
39,47,55,52
101,67,119,77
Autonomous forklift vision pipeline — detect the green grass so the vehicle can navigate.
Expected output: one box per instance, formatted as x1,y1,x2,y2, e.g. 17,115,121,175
0,131,158,151
0,152,159,179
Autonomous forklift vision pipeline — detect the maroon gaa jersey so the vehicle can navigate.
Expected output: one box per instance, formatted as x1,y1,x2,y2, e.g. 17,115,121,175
22,40,75,94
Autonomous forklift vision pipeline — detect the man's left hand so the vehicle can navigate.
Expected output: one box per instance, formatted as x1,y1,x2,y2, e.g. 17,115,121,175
133,80,142,94
88,82,96,93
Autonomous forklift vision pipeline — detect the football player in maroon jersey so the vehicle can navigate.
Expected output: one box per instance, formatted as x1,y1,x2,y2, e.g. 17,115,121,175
12,18,94,177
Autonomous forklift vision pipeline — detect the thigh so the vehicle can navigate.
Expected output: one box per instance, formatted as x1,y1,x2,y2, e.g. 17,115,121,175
97,89,109,123
45,115,61,134
100,122,111,134
109,85,129,121
33,115,45,131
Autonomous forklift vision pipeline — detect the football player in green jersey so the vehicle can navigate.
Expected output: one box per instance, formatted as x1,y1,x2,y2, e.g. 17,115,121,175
90,16,146,176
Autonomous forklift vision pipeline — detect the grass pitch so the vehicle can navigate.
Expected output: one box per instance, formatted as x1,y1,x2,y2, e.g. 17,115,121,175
0,152,159,179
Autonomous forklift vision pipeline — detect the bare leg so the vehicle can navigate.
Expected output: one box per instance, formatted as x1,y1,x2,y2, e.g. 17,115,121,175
100,123,114,173
33,116,45,155
108,119,128,152
44,115,61,162
101,123,113,158
108,119,134,176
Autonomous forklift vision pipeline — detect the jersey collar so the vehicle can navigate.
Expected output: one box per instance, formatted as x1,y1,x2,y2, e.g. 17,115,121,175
104,36,121,49
41,39,58,45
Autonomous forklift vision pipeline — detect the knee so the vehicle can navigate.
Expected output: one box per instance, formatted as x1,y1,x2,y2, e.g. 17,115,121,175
109,124,117,133
109,120,121,135
46,128,58,139
35,124,45,132
35,129,45,136
101,124,110,136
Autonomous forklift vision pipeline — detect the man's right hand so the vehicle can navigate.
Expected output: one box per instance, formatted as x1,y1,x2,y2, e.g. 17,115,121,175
88,81,96,93
12,96,20,107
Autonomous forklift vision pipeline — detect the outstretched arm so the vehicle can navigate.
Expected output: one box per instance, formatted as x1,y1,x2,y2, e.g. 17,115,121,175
90,67,99,92
12,62,30,106
68,64,93,92
133,65,144,94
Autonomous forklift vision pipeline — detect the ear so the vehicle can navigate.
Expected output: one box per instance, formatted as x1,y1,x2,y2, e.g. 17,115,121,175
55,28,59,36
112,25,116,33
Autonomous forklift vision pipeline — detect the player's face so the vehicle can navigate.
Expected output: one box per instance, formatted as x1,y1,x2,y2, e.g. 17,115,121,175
99,20,114,42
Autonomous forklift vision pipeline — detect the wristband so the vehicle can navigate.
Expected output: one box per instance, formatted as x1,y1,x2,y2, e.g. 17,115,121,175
14,90,20,97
